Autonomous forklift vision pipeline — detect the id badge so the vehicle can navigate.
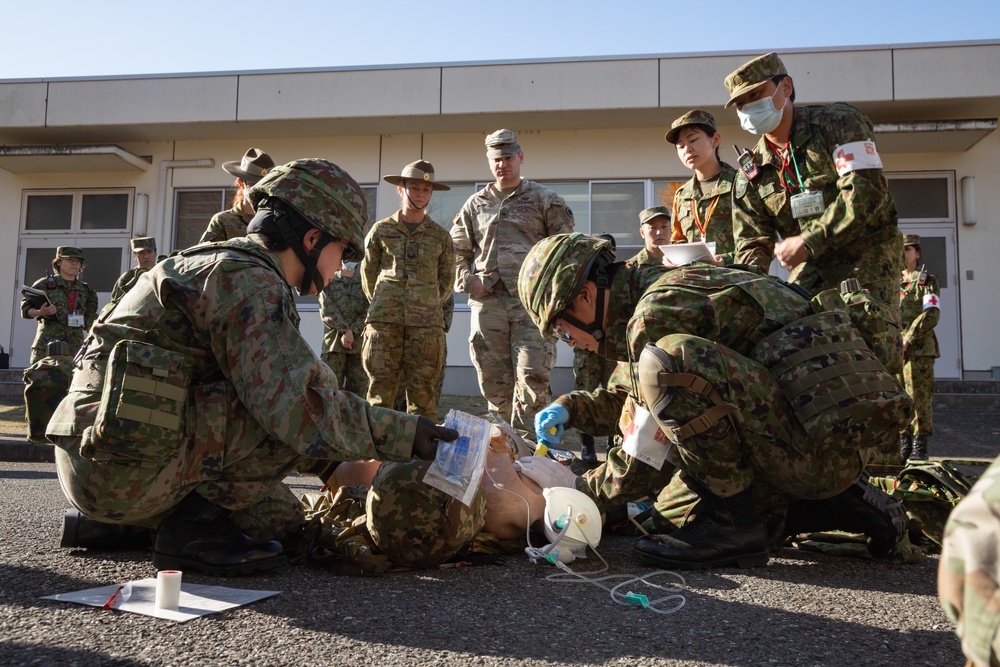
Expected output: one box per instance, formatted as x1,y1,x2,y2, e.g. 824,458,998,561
67,313,85,328
621,406,673,470
790,190,824,219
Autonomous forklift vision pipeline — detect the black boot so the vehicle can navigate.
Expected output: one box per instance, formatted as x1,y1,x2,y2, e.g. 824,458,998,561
899,435,913,462
153,493,286,576
909,435,929,461
784,472,908,558
61,509,152,550
580,433,599,469
632,485,768,569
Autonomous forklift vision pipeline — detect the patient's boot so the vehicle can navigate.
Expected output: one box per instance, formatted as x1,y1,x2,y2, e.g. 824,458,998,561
909,435,929,462
898,434,913,462
153,493,286,576
784,472,908,558
60,509,152,550
579,433,599,469
633,485,768,569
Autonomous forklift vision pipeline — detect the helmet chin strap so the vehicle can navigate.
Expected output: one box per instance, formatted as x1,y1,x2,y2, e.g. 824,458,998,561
273,203,333,294
558,265,611,350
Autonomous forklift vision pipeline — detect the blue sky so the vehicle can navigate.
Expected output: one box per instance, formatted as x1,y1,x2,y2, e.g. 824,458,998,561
2,0,997,80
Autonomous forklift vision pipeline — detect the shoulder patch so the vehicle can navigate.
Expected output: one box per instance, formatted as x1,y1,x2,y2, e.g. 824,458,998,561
735,173,748,199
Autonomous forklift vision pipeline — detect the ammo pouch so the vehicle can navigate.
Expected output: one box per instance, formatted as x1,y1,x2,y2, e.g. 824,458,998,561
750,310,912,454
83,340,192,465
811,279,903,375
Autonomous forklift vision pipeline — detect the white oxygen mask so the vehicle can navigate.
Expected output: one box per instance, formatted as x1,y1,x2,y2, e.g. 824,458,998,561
540,487,602,564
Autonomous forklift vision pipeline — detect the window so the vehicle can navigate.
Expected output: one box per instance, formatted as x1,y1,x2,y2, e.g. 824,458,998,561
174,189,234,249
886,173,955,223
22,190,133,233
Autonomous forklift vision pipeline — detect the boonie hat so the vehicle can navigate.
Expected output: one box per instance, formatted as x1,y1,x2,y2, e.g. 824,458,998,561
223,148,276,184
55,246,85,260
665,109,718,144
382,160,451,191
724,52,788,108
129,236,157,252
639,206,672,226
485,129,521,158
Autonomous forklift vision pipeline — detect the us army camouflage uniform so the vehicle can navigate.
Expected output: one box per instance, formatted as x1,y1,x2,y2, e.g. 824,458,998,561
47,236,420,543
21,274,99,364
451,179,575,433
731,103,904,355
557,265,868,522
899,267,940,437
199,205,252,243
436,294,455,407
671,162,738,264
362,212,455,419
110,266,151,302
319,269,369,397
573,348,617,394
939,454,1000,667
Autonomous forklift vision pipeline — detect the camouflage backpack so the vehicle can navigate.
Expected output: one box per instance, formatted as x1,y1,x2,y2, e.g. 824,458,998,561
23,340,74,443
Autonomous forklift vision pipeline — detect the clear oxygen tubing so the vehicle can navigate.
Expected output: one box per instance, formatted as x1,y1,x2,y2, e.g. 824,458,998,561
486,463,686,615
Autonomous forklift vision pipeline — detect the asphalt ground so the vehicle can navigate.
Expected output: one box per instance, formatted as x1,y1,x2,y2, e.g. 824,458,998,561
1,394,997,666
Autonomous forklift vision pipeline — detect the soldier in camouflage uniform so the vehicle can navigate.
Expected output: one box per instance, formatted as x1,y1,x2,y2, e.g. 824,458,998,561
939,454,1000,667
47,159,457,576
898,234,941,461
724,53,904,372
362,160,455,419
665,110,737,265
319,261,369,396
629,206,670,267
199,148,275,243
20,246,99,364
518,233,908,569
110,237,158,302
450,129,575,435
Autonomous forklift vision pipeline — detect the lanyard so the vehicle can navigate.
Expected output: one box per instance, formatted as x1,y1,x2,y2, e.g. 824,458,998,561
766,137,805,191
690,195,720,241
65,287,79,312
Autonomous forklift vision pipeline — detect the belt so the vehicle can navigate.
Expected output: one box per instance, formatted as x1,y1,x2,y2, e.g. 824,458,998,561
70,359,106,393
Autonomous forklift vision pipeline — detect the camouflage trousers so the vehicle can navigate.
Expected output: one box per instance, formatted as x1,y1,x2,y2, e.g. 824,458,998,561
939,454,1000,667
469,289,555,435
363,323,444,419
322,350,369,398
898,356,935,436
580,334,866,509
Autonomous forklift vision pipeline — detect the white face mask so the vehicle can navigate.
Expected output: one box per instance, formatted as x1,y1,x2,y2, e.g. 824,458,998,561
737,87,784,135
342,261,358,271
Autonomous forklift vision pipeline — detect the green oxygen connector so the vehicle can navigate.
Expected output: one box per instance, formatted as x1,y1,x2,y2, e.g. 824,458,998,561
624,592,650,608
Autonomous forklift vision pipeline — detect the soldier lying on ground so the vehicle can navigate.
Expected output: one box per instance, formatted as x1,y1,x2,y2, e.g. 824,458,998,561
51,159,457,576
516,233,912,570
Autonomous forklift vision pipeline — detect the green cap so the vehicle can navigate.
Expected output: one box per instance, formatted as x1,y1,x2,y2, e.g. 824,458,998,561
724,52,788,108
903,234,921,247
665,109,718,144
382,160,451,191
517,233,616,338
485,129,521,158
56,246,85,260
130,236,156,252
639,206,671,226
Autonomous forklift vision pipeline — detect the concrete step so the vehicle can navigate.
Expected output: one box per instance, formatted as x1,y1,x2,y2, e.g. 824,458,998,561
0,381,22,398
933,380,1000,411
936,380,1000,395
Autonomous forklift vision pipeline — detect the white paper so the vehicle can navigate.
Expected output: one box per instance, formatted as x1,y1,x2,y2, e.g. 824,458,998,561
41,578,279,623
658,242,714,265
621,406,672,470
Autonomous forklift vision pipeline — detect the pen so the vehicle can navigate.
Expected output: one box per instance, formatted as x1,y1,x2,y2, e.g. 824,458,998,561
103,585,125,610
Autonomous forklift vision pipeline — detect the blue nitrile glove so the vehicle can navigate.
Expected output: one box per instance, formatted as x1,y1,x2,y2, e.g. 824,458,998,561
535,404,570,446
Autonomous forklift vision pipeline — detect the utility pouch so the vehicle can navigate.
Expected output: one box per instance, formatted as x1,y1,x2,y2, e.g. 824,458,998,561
811,280,903,375
85,340,192,465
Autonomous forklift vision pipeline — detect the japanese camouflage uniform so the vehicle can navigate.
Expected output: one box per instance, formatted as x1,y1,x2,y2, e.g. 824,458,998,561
726,54,904,373
451,131,575,434
23,341,74,443
199,205,253,244
47,236,420,544
899,238,940,439
20,247,99,365
361,211,455,419
939,454,1000,667
110,237,158,302
319,269,370,397
626,246,664,268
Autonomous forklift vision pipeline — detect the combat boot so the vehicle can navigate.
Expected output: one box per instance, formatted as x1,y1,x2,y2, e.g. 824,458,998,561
909,435,929,461
153,493,286,576
579,433,599,469
632,485,769,569
899,434,913,462
60,509,152,550
784,472,908,558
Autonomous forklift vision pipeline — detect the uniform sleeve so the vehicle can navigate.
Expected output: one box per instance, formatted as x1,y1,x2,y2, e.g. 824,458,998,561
904,275,941,346
210,281,417,463
199,216,225,244
84,284,99,330
319,287,349,333
732,173,778,270
450,205,475,293
20,277,49,319
545,192,575,235
348,279,370,334
553,384,629,438
797,106,894,259
360,226,381,301
438,234,456,307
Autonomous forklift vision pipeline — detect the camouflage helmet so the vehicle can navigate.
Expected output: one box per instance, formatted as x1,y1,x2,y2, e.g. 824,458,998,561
517,233,616,338
247,158,367,259
365,461,487,569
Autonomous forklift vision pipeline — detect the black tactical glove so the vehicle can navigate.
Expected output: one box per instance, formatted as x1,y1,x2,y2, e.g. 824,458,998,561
412,416,458,460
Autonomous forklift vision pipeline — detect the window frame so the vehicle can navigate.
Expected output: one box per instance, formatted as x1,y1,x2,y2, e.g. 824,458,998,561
21,188,135,234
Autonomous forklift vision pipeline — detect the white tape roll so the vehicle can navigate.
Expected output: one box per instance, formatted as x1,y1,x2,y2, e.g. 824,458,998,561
155,570,182,609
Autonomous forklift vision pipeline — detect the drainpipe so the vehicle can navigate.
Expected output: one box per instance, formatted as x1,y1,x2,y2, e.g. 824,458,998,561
154,159,215,252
